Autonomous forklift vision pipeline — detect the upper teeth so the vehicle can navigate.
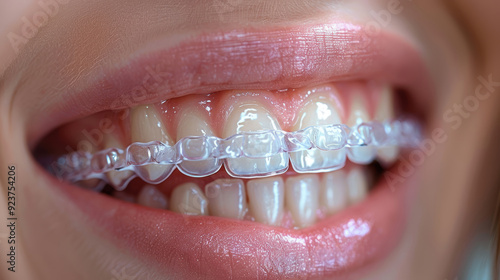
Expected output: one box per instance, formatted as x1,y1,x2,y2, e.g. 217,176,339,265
49,85,422,191
346,92,378,164
290,94,346,172
176,111,221,177
130,105,175,184
222,102,289,177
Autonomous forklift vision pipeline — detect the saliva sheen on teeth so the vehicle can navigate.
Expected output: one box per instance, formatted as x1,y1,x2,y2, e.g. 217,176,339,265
48,119,421,189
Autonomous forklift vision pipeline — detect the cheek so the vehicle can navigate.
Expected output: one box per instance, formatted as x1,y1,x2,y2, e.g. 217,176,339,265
16,150,160,278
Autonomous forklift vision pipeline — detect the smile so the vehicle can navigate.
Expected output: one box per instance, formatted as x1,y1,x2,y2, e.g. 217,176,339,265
32,22,433,279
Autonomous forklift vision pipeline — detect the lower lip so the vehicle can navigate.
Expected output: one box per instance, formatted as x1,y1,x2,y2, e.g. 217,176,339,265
40,160,412,279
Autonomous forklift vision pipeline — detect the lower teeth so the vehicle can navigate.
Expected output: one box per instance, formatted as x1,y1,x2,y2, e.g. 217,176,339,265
110,166,374,229
46,119,421,191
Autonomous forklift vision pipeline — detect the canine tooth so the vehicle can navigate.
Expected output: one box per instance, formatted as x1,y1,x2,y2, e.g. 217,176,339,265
320,170,348,215
205,179,248,219
375,85,399,166
285,174,319,228
290,95,346,172
130,105,175,183
346,168,368,205
137,185,168,209
347,93,376,164
103,134,134,190
247,177,285,226
176,111,221,176
223,102,288,177
169,183,208,215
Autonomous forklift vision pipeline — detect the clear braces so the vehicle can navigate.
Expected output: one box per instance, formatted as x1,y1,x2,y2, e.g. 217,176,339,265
47,119,421,190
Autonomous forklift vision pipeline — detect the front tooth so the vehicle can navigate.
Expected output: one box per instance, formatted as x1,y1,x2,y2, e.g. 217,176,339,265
103,134,135,190
320,170,348,215
176,111,221,177
290,94,346,172
285,174,319,228
130,105,175,183
223,102,288,177
169,183,208,215
205,179,248,219
137,185,168,209
374,85,399,166
247,177,285,226
347,93,377,164
346,168,368,205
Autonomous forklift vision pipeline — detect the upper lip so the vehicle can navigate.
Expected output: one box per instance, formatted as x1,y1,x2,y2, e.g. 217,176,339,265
32,21,432,279
28,22,432,149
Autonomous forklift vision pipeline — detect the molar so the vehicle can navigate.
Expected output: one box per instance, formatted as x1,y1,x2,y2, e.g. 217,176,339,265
222,102,289,177
289,94,346,173
130,105,175,183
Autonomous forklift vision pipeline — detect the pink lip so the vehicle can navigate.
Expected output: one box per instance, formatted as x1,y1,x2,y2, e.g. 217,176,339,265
32,22,431,279
28,22,432,148
41,163,409,279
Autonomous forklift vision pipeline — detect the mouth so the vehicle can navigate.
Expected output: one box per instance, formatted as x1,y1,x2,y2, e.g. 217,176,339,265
32,22,432,279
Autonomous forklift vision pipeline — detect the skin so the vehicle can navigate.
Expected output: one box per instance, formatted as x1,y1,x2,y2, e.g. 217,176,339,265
1,0,499,279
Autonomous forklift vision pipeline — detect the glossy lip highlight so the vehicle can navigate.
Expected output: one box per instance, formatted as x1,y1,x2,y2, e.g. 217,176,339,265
30,22,432,279
27,22,432,149
39,162,409,279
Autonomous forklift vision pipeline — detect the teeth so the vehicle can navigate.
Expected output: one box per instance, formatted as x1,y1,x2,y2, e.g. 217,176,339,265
247,177,285,226
130,105,175,183
205,179,248,219
290,95,346,173
169,183,208,215
347,93,377,164
223,102,289,177
375,85,399,166
137,185,168,209
176,111,221,177
346,168,368,205
285,174,319,228
320,170,348,215
103,134,135,190
72,133,103,191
